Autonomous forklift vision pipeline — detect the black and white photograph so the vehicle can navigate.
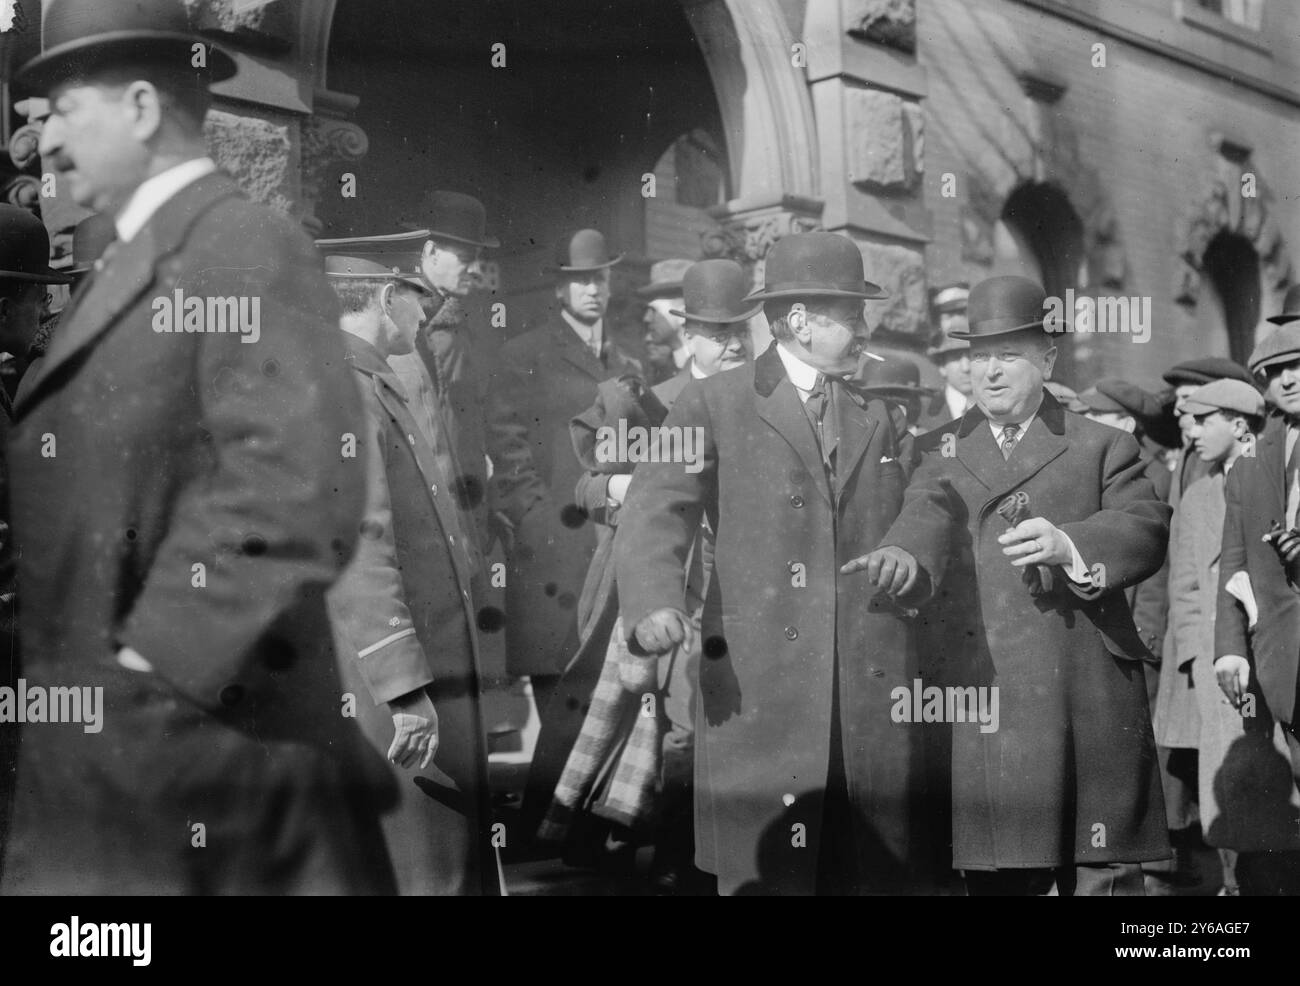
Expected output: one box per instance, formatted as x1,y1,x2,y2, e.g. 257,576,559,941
0,0,1296,948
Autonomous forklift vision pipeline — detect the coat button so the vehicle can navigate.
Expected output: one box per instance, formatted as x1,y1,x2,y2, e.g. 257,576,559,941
407,434,416,445
789,494,804,508
448,535,455,545
430,484,439,496
784,625,798,640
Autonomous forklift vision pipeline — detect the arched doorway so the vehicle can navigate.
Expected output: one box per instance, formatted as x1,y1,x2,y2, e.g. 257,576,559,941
321,0,729,348
990,182,1087,384
1195,231,1260,366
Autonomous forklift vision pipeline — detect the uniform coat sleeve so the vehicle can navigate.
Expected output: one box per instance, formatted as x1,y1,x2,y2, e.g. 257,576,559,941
329,381,436,707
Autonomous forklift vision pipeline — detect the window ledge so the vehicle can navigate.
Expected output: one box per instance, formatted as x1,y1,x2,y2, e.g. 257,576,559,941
1173,1,1271,56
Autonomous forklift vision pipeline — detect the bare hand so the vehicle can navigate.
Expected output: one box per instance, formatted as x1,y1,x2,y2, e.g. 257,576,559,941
634,608,693,655
998,518,1071,568
842,545,918,597
1214,655,1251,710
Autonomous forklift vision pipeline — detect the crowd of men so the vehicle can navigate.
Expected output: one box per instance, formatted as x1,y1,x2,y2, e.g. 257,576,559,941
1,0,1299,896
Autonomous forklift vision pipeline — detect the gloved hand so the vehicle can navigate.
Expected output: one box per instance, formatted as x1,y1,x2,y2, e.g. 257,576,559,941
388,688,439,770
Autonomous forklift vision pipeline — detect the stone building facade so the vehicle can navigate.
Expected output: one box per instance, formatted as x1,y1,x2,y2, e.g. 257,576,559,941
12,0,1299,383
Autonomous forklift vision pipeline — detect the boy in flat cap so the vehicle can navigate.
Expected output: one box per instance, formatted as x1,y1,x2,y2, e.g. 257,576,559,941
320,234,498,895
864,275,1172,895
1173,379,1300,894
1215,290,1300,894
616,233,925,895
2,0,393,894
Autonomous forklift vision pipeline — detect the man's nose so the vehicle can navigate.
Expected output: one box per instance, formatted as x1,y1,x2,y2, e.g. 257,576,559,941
37,117,62,157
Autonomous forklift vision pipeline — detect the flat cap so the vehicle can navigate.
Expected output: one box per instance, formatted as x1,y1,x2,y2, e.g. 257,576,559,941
1248,323,1300,376
1162,357,1255,387
1078,378,1162,419
1182,379,1266,418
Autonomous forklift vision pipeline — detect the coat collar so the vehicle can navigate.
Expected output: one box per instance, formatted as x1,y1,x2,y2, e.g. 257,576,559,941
14,171,243,417
955,389,1070,511
550,311,614,380
342,332,409,403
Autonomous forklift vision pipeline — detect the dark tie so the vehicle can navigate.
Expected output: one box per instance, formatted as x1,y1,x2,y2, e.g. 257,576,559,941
1000,422,1021,460
805,374,840,471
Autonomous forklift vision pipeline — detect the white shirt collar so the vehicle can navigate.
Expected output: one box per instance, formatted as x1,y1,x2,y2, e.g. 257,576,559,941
775,343,821,402
688,359,707,380
115,157,218,244
945,384,968,419
561,307,602,353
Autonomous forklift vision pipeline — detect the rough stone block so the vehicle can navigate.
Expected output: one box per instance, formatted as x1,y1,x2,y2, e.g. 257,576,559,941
859,239,927,338
205,110,293,214
846,0,917,54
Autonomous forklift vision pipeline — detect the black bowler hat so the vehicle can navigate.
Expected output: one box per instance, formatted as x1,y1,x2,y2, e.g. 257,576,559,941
544,228,623,275
1161,357,1255,388
1266,283,1300,326
669,259,762,325
65,212,116,280
950,275,1059,339
745,232,886,303
423,191,498,250
315,231,431,293
16,0,237,92
855,356,939,401
0,206,70,284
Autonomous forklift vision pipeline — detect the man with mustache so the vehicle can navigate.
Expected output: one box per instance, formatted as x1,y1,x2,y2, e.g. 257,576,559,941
1,0,394,893
616,233,924,895
861,275,1172,895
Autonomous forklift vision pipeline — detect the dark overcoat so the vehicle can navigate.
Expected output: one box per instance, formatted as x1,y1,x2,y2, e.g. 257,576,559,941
616,343,927,895
1216,415,1300,729
1,172,395,894
880,394,1172,870
487,313,639,677
328,334,498,894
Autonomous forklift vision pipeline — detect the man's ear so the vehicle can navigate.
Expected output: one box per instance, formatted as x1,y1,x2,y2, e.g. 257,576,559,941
787,303,810,341
1041,345,1058,379
124,80,164,142
379,282,396,314
422,240,436,263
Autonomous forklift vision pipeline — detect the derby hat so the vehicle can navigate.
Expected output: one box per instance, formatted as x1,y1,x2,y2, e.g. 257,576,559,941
316,231,431,293
0,205,71,283
1249,323,1300,376
1266,283,1300,326
745,232,886,303
423,190,498,250
855,356,939,401
544,228,623,274
950,275,1060,339
65,211,116,279
926,334,970,359
668,259,761,325
1162,357,1255,388
16,0,237,92
636,258,693,299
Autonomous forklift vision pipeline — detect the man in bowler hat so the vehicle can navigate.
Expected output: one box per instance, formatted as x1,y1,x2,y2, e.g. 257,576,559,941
616,233,925,895
861,275,1172,895
487,228,641,829
2,0,394,893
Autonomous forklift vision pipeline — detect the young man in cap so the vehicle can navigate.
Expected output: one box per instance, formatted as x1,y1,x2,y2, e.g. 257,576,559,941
321,234,498,895
862,275,1172,895
2,0,394,894
487,228,640,830
637,258,693,386
917,283,973,432
1163,357,1258,502
1172,379,1300,895
616,233,925,895
1215,290,1300,870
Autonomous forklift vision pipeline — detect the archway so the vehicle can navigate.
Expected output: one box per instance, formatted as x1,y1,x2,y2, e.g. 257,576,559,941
321,0,732,345
1196,231,1261,366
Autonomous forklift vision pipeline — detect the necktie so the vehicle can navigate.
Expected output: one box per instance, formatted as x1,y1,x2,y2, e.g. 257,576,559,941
1000,422,1021,460
806,374,840,471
